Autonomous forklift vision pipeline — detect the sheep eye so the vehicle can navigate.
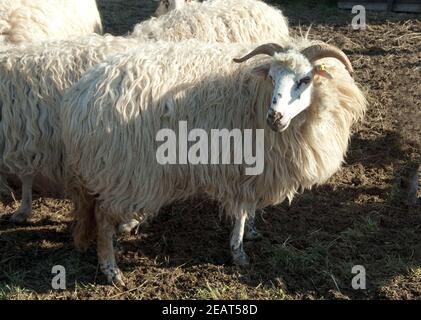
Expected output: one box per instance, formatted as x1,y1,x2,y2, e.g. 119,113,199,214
296,76,311,90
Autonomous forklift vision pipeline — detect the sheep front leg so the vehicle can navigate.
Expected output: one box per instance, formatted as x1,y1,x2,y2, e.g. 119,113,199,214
244,214,262,241
230,206,249,266
10,175,33,224
96,208,125,286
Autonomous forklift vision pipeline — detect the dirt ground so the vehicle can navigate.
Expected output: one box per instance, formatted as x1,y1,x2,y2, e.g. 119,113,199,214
0,0,420,300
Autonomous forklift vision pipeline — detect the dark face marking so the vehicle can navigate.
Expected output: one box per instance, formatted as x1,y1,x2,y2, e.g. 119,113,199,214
296,76,312,90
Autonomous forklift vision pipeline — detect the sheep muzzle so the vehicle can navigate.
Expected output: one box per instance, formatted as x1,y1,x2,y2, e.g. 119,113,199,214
267,108,286,132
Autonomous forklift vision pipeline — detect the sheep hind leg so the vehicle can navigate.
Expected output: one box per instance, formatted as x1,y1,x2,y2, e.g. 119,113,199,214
230,205,250,266
95,208,125,286
10,175,33,224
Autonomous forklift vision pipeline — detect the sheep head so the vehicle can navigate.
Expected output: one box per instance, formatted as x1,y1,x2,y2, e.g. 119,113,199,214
154,0,194,17
234,43,353,132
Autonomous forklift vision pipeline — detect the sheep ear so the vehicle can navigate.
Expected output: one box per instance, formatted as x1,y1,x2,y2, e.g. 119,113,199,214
312,64,334,79
251,64,270,78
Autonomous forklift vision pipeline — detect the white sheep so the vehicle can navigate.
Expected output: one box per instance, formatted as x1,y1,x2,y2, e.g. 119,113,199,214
154,0,197,17
132,0,289,45
0,0,102,46
0,0,102,209
0,34,142,223
61,39,367,285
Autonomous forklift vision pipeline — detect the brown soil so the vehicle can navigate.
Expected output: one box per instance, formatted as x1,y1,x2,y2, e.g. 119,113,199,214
0,0,420,300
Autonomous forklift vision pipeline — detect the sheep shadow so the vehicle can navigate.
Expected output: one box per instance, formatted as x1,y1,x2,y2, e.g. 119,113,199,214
347,131,419,167
117,181,420,299
1,180,419,297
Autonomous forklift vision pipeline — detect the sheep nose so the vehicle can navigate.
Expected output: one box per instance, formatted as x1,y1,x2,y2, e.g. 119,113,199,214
267,108,284,131
267,108,282,121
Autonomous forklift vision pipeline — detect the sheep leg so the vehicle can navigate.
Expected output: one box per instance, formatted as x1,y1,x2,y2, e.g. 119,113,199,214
230,207,249,266
10,175,33,224
244,215,262,241
95,208,125,286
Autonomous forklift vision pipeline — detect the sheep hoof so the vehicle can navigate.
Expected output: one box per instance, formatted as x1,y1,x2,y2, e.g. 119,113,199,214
100,263,126,287
111,271,126,287
106,268,126,287
9,209,29,224
117,219,140,234
232,251,250,267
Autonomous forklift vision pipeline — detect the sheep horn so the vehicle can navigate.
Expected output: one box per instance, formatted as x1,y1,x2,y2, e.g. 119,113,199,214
301,43,354,73
233,43,285,63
